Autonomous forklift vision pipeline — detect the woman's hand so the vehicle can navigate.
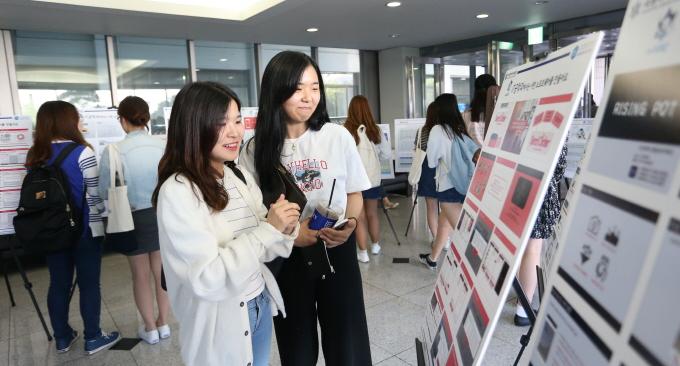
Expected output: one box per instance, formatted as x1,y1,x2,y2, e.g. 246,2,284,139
266,194,300,234
294,217,319,247
319,217,357,248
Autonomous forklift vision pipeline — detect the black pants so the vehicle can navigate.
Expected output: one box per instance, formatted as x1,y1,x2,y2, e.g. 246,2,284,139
274,233,372,366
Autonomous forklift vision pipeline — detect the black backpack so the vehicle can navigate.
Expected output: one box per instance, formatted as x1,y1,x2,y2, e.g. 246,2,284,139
13,143,84,255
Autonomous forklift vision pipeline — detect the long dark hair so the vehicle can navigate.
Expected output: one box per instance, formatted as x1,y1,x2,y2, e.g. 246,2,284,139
434,93,468,139
344,95,381,145
118,96,150,129
151,81,241,212
254,51,329,192
26,100,90,167
423,101,439,133
470,74,498,122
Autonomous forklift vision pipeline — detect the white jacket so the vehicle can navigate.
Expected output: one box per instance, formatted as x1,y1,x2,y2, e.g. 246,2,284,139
157,165,298,366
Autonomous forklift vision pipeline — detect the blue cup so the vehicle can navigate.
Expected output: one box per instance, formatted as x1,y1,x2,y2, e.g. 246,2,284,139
309,203,342,230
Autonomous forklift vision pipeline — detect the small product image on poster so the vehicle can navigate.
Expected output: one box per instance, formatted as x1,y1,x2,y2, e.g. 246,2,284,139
464,212,494,274
589,64,680,194
501,99,538,154
629,218,680,366
500,165,544,237
557,185,658,332
528,108,565,155
457,209,476,242
456,291,489,366
485,157,516,206
0,147,29,166
430,312,454,366
469,152,496,201
480,241,510,295
529,288,611,366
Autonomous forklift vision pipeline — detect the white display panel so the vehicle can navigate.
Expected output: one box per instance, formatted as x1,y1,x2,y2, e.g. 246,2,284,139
420,33,604,366
80,109,126,161
394,118,425,173
378,124,395,180
523,1,680,365
0,116,33,235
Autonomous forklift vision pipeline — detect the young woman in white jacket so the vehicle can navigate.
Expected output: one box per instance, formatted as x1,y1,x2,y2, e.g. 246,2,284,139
152,82,301,366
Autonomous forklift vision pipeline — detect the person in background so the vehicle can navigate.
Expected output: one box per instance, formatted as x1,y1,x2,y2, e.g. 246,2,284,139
153,81,299,365
483,84,501,139
240,51,372,366
26,101,120,354
98,96,169,345
343,95,391,263
416,102,451,250
419,94,473,270
463,74,498,146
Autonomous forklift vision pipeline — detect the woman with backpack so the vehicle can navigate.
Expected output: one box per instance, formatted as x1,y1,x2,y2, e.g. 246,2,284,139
153,82,300,366
343,95,391,263
98,96,169,345
24,101,120,354
240,51,373,365
419,94,479,270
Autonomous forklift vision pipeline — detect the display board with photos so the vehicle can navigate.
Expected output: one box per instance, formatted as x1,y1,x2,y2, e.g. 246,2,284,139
80,109,127,161
419,32,604,366
394,118,425,173
521,2,680,366
378,123,396,180
0,116,33,235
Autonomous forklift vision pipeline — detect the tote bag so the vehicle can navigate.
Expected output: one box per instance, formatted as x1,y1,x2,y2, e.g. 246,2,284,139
105,144,137,254
408,127,427,186
357,125,382,187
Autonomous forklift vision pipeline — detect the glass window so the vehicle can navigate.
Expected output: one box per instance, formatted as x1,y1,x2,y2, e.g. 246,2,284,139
114,36,189,135
260,44,311,74
318,48,360,123
443,65,486,111
12,31,111,119
194,41,257,107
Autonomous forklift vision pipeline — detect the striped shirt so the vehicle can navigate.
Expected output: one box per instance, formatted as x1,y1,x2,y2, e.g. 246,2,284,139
414,126,432,151
220,176,264,301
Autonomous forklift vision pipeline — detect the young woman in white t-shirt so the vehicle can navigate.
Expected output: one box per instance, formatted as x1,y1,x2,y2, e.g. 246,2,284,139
153,82,300,366
343,95,391,263
419,93,476,270
462,74,498,146
240,51,373,366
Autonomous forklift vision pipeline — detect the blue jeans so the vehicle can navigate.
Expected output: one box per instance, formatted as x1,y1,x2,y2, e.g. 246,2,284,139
248,290,272,366
46,229,103,341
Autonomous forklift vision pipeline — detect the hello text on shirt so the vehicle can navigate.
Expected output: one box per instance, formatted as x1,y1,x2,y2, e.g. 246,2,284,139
285,158,329,192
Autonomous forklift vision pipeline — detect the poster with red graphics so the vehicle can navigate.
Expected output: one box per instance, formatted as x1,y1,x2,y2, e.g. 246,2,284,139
418,32,603,366
523,1,680,365
0,116,32,235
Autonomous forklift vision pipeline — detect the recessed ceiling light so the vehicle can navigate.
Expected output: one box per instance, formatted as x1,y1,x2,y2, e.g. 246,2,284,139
535,1,549,4
389,33,400,38
476,13,489,19
153,81,160,85
306,27,319,32
413,67,419,70
219,58,228,62
386,1,401,7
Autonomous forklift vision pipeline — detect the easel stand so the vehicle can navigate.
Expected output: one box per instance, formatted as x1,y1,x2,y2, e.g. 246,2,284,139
405,194,418,237
380,186,402,246
1,235,53,341
512,266,544,366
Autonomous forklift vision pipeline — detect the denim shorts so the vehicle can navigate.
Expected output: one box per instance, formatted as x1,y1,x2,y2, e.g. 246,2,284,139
362,186,383,200
437,188,466,203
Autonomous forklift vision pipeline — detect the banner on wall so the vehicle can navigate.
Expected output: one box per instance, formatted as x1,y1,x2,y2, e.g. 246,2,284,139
80,109,126,161
522,2,680,365
394,118,425,173
378,124,396,180
0,116,33,235
418,32,603,366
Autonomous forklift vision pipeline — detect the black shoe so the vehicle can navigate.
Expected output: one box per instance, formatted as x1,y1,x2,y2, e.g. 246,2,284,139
514,314,531,327
418,253,437,271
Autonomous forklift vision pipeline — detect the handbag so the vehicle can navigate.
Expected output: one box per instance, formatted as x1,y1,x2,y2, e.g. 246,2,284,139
104,144,138,254
408,127,427,186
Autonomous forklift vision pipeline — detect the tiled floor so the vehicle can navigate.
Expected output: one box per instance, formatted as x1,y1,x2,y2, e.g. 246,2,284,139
1,195,530,365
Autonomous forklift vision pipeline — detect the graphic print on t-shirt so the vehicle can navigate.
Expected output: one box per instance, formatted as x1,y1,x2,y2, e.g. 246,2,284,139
285,158,329,193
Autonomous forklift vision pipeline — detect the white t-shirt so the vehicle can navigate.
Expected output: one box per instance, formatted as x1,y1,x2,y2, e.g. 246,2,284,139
426,125,454,192
462,110,485,147
240,123,371,220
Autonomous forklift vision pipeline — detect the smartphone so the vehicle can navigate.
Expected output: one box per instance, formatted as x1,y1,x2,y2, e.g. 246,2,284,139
333,218,349,230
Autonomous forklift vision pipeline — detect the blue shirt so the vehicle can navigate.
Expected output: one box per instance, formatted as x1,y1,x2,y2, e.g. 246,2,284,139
98,130,165,211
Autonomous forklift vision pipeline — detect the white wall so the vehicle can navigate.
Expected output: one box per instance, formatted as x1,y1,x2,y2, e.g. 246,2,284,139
0,31,19,116
378,47,419,135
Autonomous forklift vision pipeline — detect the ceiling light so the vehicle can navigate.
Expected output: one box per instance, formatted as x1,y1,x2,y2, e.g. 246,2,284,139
386,1,401,7
153,81,160,85
535,1,549,4
389,33,400,38
219,58,228,62
306,27,319,32
476,13,489,19
413,67,419,70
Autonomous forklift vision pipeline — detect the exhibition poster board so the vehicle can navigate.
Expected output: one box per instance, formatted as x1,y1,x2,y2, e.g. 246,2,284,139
0,116,32,235
419,32,603,366
394,118,425,173
564,118,593,178
522,2,680,365
242,107,258,142
80,109,126,161
378,123,395,180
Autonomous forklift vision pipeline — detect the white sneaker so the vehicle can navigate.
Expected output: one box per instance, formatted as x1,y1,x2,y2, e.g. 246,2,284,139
371,243,381,255
157,324,171,340
357,250,370,263
138,327,160,345
443,242,450,251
